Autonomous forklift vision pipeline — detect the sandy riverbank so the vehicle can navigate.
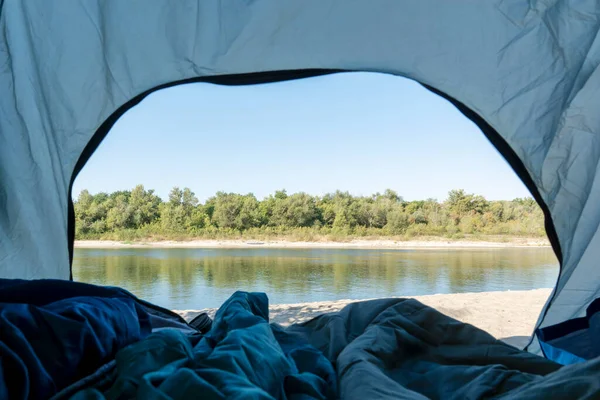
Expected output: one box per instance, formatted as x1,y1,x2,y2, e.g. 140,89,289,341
75,238,550,249
175,288,552,349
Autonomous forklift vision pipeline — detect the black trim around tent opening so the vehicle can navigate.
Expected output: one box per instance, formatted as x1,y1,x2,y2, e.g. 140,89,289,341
421,84,563,352
68,69,563,338
422,84,562,262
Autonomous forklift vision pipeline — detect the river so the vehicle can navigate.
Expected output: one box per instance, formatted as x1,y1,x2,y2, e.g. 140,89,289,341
72,247,557,310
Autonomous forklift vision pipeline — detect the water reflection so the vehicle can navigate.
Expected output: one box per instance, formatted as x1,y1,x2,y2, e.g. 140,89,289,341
73,248,558,309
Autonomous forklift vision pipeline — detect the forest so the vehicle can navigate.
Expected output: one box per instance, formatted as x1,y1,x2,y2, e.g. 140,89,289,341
74,186,546,241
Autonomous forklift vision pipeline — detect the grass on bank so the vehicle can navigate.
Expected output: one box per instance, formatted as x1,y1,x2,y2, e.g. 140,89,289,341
76,224,549,244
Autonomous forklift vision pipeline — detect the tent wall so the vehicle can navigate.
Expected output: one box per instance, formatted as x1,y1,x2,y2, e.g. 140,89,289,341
1,1,600,352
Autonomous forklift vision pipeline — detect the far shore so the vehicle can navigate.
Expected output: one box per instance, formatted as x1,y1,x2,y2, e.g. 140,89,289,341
75,237,550,250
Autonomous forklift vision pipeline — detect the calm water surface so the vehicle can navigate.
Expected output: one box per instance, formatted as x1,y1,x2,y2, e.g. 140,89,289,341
73,247,558,310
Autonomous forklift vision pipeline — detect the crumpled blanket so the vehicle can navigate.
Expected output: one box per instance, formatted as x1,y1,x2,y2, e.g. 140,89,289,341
0,296,151,400
71,291,600,399
0,278,198,400
72,292,336,399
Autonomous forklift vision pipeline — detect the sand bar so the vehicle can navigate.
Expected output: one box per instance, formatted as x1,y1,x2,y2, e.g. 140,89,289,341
75,238,550,250
175,288,552,349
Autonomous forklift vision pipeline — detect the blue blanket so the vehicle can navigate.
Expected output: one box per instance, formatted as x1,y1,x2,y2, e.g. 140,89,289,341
0,279,169,399
72,292,336,399
5,283,600,399
0,296,151,399
68,291,600,400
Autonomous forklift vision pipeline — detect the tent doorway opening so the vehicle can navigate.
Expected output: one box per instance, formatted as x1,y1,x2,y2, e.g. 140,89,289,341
71,72,557,340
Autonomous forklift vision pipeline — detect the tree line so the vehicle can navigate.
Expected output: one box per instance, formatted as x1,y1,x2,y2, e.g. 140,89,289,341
74,185,546,240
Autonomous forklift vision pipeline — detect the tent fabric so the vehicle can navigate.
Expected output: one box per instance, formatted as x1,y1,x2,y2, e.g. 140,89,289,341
1,1,600,353
537,298,600,364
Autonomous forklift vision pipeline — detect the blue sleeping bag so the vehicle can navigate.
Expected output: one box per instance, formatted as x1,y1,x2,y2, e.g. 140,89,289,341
70,291,337,399
0,280,153,399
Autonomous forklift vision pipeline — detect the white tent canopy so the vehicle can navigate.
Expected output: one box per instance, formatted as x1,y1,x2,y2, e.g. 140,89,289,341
1,1,599,354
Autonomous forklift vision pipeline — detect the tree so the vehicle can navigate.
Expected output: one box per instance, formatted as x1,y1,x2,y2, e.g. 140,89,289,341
211,192,260,230
369,197,393,228
386,209,409,233
271,192,319,227
161,187,199,231
382,189,402,202
106,194,133,230
446,189,489,223
74,190,94,234
405,201,425,214
129,185,161,227
237,195,261,229
350,198,372,228
324,191,359,228
168,187,183,205
72,185,546,240
182,188,199,208
316,197,337,227
259,193,278,226
274,189,288,200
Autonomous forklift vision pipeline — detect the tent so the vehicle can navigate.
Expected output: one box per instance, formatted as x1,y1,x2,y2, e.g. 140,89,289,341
1,0,600,393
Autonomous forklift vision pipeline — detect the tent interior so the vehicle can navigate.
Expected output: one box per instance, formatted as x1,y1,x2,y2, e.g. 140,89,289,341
1,1,600,398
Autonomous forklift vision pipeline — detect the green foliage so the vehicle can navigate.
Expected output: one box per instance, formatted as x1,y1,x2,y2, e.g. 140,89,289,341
271,192,319,227
74,186,547,240
210,192,260,230
160,187,202,231
129,185,162,227
446,189,489,224
386,209,409,233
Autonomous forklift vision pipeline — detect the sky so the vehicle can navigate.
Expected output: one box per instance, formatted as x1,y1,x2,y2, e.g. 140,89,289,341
73,72,532,203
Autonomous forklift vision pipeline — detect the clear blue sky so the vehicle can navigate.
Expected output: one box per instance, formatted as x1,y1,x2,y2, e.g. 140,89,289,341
73,72,531,202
